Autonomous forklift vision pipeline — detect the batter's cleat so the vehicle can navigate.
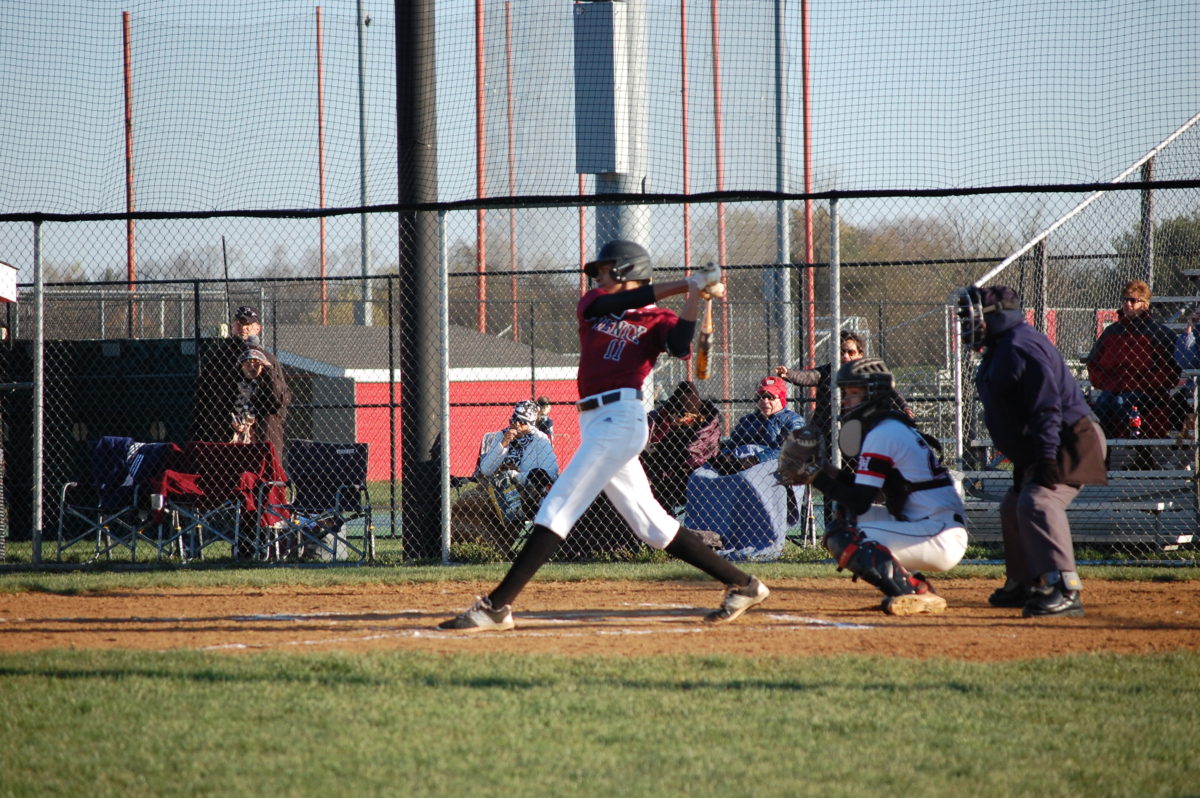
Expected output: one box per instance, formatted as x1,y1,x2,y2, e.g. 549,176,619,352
437,596,515,632
987,580,1031,608
882,592,948,616
705,577,770,624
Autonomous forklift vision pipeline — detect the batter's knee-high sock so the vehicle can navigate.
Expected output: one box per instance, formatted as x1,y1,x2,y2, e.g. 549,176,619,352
487,525,563,608
665,527,751,587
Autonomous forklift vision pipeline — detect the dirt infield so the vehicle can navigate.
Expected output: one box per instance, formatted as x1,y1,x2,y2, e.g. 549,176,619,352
1,578,1197,660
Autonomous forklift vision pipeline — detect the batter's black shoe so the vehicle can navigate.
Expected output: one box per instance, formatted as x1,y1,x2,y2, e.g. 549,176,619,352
987,581,1031,608
704,577,769,624
437,596,515,632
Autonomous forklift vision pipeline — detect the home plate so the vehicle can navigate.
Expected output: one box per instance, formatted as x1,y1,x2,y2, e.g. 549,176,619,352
767,613,874,630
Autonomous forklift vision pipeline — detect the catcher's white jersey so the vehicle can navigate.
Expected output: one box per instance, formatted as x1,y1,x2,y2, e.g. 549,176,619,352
855,418,965,522
852,418,968,572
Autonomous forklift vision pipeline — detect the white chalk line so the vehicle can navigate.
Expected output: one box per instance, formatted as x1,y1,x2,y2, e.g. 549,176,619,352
4,602,873,650
196,607,874,650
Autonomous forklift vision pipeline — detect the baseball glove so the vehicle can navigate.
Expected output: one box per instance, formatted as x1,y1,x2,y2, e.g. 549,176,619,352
775,426,823,486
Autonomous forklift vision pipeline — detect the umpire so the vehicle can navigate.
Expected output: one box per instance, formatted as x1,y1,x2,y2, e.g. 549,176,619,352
957,285,1107,617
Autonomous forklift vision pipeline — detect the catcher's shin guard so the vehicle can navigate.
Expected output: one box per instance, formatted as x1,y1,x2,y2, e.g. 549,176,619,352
822,521,927,599
821,520,863,565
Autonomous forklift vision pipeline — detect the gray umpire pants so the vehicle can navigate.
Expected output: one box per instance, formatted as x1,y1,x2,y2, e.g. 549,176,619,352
998,481,1079,582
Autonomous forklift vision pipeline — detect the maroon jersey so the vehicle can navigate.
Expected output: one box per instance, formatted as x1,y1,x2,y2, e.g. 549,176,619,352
576,287,686,398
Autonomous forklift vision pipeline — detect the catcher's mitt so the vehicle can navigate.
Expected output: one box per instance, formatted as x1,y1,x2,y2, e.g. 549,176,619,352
775,426,823,486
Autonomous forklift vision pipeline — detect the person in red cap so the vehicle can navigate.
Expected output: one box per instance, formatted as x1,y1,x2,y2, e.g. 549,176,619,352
709,375,806,474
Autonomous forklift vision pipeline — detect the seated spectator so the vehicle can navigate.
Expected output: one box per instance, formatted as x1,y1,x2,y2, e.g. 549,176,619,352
641,381,721,510
708,375,805,475
1173,306,1200,439
535,395,555,442
451,400,559,554
1087,280,1181,452
684,376,806,561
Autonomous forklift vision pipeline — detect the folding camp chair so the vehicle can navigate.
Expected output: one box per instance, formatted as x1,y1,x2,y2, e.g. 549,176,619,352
56,436,172,561
261,440,373,562
153,441,289,561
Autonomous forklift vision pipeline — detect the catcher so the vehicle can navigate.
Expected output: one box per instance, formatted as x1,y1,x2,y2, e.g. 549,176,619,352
776,357,968,616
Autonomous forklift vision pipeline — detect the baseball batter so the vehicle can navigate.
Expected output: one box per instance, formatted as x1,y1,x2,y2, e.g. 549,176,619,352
439,240,770,632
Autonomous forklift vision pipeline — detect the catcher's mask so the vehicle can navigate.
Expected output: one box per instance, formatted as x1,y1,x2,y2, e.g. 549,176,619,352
584,239,652,283
955,285,1021,351
836,356,895,442
840,355,897,453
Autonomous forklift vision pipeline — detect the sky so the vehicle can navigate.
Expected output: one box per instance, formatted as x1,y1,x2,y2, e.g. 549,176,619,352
0,0,1196,285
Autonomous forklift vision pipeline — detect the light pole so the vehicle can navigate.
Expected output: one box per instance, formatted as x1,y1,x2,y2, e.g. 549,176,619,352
356,0,373,326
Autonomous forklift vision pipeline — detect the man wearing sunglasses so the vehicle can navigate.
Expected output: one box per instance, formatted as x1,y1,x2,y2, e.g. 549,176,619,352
708,376,806,475
1086,280,1179,461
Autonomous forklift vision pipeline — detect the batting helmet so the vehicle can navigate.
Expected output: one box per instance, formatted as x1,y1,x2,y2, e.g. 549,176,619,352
584,240,653,283
836,357,896,423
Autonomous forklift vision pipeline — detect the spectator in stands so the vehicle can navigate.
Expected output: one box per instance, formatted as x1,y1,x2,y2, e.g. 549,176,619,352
958,285,1107,618
708,375,805,475
230,346,292,456
774,330,869,455
1086,280,1180,450
191,305,292,457
534,395,555,442
776,330,912,527
641,380,721,510
1172,306,1200,439
452,400,559,554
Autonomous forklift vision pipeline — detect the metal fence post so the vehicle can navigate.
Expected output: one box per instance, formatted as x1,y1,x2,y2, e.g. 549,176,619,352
828,198,841,469
31,220,43,564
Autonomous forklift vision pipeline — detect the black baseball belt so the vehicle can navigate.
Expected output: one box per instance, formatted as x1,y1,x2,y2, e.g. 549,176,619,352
576,389,643,412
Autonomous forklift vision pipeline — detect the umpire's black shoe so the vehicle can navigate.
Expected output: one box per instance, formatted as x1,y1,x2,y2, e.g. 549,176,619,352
987,581,1030,608
1023,587,1084,617
1022,570,1085,618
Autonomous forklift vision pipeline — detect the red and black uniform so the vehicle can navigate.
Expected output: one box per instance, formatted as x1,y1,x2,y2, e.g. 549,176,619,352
533,286,692,548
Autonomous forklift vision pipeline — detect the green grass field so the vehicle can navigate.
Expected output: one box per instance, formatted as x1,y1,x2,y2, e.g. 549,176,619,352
0,562,1198,796
0,648,1197,797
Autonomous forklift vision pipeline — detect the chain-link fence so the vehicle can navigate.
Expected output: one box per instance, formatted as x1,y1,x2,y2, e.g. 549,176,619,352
1,1,1198,566
4,175,1200,565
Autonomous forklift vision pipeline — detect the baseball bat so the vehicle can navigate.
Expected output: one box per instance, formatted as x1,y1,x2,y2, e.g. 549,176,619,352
696,295,714,380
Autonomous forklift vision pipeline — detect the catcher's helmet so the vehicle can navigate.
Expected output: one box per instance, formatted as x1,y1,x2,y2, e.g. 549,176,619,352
836,357,896,423
584,240,653,283
954,285,1021,351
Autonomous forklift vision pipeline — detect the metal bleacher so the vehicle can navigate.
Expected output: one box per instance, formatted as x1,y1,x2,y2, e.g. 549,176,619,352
960,277,1200,552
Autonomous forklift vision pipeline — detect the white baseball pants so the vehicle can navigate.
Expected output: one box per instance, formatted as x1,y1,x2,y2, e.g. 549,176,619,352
854,506,968,573
534,391,680,549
